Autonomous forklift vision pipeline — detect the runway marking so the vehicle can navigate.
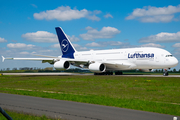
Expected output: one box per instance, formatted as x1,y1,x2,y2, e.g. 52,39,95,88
5,88,87,96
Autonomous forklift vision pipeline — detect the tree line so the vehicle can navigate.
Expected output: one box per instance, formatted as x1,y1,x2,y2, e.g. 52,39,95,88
1,67,180,73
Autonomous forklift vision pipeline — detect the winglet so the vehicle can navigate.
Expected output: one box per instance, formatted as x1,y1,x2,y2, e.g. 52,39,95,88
2,56,5,62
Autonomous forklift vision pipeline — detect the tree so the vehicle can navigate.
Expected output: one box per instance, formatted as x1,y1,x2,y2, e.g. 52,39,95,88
6,68,10,71
173,68,176,73
12,68,17,70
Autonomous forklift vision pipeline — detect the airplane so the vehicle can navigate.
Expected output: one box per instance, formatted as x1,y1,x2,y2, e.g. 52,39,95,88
2,27,179,76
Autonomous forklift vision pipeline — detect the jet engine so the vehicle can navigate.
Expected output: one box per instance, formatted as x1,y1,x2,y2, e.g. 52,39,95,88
54,60,70,70
88,63,106,73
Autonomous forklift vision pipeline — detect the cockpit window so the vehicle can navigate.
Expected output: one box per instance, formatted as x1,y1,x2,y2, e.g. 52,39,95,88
165,55,173,57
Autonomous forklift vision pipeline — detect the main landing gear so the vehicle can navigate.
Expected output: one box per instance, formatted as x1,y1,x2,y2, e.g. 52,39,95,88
94,72,113,75
115,71,123,75
94,71,123,75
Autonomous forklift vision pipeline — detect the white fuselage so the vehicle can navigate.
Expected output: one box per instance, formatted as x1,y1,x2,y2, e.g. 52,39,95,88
73,47,178,71
4,27,178,74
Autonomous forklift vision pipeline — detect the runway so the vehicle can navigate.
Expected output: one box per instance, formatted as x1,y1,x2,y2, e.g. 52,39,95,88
2,72,180,77
0,93,178,120
1,72,83,76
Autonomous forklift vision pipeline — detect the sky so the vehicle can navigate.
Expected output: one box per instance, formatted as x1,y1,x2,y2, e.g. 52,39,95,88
0,0,180,70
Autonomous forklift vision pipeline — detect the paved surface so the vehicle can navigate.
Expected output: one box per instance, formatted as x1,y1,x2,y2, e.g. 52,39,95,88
122,74,180,77
1,72,83,76
0,93,178,120
2,72,180,77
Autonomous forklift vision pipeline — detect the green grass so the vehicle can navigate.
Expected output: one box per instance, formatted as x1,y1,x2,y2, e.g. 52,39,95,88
0,109,58,120
0,75,180,116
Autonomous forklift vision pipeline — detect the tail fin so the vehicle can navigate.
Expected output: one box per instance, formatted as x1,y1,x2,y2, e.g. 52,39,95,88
55,27,76,59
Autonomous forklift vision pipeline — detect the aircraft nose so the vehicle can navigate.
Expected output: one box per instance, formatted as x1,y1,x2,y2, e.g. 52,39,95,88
173,57,178,67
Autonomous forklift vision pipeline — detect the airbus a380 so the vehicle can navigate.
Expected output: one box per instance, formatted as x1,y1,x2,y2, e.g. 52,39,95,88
2,27,178,76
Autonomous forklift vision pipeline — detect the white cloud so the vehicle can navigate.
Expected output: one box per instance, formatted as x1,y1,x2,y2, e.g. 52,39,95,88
22,31,58,42
86,42,102,47
173,47,180,59
85,26,94,30
20,52,30,55
140,43,165,48
86,15,101,21
51,44,59,48
139,31,180,43
22,30,79,43
31,4,37,8
126,5,180,22
7,43,35,49
80,26,121,41
109,41,122,46
73,44,87,51
34,6,101,21
97,41,123,47
67,35,80,42
139,15,174,23
34,49,59,57
104,13,113,18
1,44,60,61
38,49,53,53
85,41,123,48
172,43,180,47
0,37,7,42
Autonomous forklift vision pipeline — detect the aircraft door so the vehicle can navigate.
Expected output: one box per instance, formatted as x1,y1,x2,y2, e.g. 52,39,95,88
155,54,159,62
91,50,95,61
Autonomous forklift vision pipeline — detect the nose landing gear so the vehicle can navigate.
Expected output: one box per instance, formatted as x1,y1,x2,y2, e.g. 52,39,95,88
163,69,169,76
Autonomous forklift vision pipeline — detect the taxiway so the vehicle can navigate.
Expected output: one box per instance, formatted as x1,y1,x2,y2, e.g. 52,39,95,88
0,93,178,120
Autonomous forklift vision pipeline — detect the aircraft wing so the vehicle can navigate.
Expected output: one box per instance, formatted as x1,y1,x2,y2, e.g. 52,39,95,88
2,55,136,70
2,56,59,64
2,56,89,66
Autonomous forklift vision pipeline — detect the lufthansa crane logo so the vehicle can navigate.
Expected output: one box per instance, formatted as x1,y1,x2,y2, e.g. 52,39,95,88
61,39,69,52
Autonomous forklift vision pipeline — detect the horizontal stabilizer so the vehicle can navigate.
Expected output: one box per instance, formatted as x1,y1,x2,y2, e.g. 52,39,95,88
2,56,5,62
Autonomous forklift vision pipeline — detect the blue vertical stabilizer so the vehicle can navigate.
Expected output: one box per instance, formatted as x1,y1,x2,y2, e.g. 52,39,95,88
55,27,76,58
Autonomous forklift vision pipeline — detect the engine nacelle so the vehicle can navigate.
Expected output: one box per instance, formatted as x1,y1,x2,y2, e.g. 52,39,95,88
88,63,106,73
139,69,152,72
54,60,70,70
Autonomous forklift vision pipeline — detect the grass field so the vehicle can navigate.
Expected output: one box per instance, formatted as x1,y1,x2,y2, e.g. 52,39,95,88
0,75,180,116
0,108,57,120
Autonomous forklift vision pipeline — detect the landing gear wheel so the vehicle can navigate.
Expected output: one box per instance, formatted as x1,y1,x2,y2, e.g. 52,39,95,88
115,71,123,75
94,72,113,75
163,71,169,76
